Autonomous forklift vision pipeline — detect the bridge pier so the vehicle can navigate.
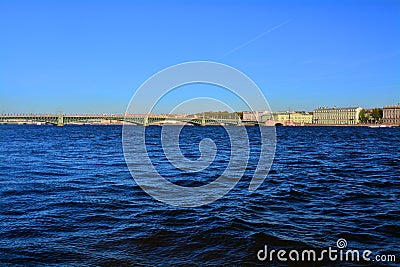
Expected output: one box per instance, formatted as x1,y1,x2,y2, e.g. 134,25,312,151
201,114,206,126
57,115,64,126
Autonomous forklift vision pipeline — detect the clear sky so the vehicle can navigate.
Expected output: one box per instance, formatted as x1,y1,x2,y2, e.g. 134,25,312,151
1,0,399,114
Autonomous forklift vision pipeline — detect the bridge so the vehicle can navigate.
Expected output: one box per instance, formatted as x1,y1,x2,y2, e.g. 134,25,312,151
0,114,244,126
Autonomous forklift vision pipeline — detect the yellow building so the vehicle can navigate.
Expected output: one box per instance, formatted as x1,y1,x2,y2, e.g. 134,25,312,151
275,113,313,124
313,107,362,125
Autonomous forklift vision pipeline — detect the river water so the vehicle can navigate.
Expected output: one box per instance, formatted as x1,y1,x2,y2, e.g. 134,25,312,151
0,125,399,266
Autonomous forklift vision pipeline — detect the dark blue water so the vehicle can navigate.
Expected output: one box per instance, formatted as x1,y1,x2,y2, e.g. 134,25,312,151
1,125,399,266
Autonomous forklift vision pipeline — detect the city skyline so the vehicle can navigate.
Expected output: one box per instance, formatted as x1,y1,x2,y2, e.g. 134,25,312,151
1,101,399,115
1,0,399,114
1,102,398,115
2,104,399,126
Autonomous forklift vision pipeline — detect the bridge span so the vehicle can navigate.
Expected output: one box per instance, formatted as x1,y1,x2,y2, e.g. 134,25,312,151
0,114,245,126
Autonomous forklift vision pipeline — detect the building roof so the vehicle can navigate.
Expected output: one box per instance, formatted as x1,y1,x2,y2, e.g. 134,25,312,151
383,105,400,109
314,107,361,111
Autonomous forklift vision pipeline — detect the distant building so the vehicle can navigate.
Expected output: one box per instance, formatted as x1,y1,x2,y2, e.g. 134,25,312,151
313,107,362,125
275,113,313,124
270,112,286,121
243,111,271,122
383,104,400,125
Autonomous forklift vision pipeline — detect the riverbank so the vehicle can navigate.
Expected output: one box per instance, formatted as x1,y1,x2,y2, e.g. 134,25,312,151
1,122,399,127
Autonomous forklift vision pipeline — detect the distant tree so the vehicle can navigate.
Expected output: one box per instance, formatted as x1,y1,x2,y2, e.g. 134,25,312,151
371,108,383,123
359,109,368,123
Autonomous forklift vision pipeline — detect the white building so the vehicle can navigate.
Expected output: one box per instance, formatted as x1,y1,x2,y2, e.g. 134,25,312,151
313,107,362,125
242,111,271,122
383,104,400,125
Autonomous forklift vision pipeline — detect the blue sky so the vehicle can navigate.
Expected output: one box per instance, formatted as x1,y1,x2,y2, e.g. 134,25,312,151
0,0,399,114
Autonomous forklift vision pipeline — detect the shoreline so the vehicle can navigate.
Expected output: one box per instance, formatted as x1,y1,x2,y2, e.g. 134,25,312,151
0,122,398,127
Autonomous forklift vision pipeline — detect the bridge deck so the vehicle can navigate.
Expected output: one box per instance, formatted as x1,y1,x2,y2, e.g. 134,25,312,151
0,115,243,126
